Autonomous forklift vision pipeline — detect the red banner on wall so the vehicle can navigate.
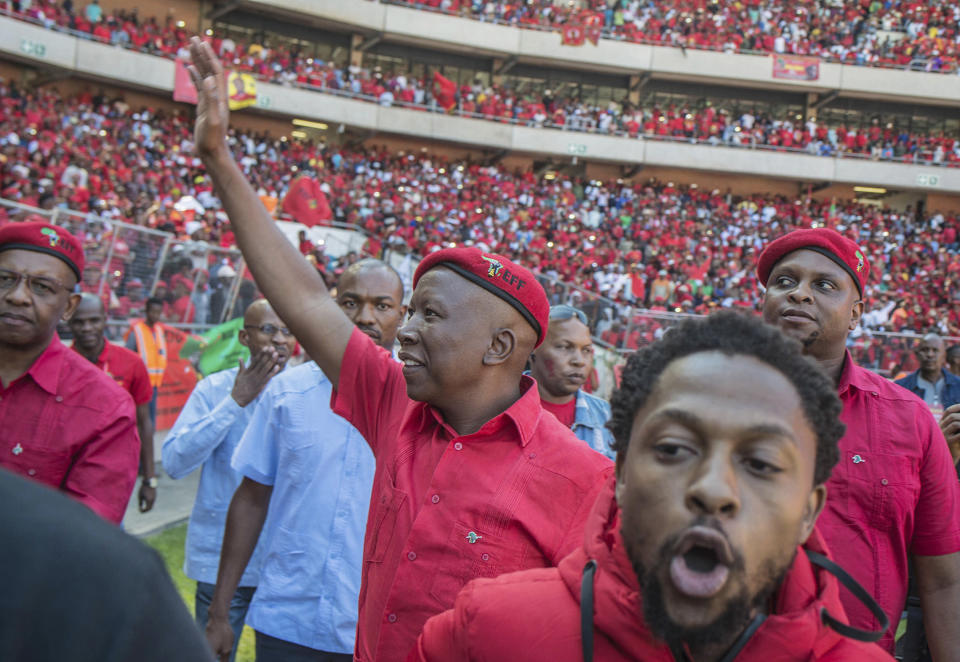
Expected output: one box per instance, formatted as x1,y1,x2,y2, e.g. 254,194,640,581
173,59,199,104
772,54,820,81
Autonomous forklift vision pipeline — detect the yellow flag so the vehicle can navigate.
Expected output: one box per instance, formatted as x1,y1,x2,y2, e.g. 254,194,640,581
227,71,257,110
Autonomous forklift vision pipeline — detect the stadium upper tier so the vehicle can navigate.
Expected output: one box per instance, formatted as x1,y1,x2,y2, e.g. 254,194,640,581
2,83,958,339
3,9,960,193
387,0,960,73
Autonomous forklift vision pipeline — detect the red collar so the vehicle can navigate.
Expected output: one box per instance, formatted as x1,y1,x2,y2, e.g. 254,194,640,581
23,335,67,395
416,374,542,446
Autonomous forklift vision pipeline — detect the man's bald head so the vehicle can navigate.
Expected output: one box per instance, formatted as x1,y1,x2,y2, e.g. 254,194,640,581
916,333,946,382
243,298,274,327
67,293,107,354
338,259,404,302
75,292,106,317
238,299,297,369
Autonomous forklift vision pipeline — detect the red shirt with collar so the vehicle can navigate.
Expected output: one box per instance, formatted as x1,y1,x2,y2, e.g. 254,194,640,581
817,352,960,653
332,329,613,662
0,336,139,524
73,341,152,406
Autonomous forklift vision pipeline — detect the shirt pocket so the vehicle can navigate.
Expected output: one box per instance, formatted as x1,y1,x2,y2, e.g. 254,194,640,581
841,450,919,532
257,527,312,602
427,520,532,605
364,484,407,564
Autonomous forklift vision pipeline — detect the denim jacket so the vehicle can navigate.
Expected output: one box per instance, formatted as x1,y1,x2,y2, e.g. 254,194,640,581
572,389,616,460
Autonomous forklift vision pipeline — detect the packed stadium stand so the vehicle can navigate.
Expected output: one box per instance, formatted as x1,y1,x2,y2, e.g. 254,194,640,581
1,0,958,382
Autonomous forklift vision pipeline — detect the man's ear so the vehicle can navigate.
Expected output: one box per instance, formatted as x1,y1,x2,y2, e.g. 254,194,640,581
238,328,250,349
848,298,865,332
61,293,82,321
798,484,827,544
483,327,516,366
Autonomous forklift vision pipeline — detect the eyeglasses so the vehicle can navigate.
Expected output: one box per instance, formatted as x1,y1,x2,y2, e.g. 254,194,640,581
0,268,72,299
244,323,293,337
549,304,589,325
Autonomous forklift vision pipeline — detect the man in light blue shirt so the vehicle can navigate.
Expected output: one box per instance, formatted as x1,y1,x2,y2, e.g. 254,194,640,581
162,299,297,661
528,304,616,459
84,0,102,23
204,259,405,662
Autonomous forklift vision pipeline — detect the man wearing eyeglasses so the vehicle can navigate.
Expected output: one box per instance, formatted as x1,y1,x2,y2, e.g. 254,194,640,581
0,222,139,525
162,298,297,661
529,305,615,459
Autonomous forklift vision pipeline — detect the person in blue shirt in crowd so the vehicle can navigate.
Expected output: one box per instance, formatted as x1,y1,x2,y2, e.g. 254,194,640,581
896,333,960,468
204,259,406,662
162,299,297,661
896,334,960,412
528,304,615,459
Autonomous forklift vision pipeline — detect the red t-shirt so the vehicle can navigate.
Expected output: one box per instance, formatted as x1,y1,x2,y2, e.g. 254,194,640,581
72,342,152,406
817,353,960,653
331,329,613,662
0,336,139,524
540,397,576,428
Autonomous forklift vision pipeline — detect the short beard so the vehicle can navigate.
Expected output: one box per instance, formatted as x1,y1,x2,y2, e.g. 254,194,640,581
625,523,794,658
800,330,820,349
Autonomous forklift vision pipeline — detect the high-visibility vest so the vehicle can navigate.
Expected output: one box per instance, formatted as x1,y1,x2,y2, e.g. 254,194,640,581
132,321,168,388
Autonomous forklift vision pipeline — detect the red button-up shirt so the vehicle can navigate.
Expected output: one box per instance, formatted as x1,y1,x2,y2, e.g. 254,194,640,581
0,336,139,524
817,353,960,652
73,341,152,406
332,329,613,662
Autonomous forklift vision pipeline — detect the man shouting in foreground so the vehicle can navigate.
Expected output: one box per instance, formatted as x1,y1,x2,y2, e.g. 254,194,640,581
411,312,892,661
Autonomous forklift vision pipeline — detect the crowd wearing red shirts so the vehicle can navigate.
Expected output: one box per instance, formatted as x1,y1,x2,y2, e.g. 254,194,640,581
401,0,960,72
2,80,959,345
14,0,960,73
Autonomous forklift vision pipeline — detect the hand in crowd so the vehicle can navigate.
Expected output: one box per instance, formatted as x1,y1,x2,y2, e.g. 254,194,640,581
138,481,156,512
204,614,235,662
230,347,281,407
187,37,230,162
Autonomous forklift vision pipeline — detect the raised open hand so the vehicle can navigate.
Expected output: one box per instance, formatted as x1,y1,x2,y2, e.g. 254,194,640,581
187,36,230,160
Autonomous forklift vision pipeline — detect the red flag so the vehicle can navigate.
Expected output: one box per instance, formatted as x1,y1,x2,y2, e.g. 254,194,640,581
585,27,602,45
562,24,585,46
432,71,457,111
173,59,198,104
281,176,332,227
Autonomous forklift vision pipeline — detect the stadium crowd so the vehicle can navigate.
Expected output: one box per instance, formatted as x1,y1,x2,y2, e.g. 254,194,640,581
5,1,960,166
2,82,959,338
400,0,960,72
9,0,960,73
2,32,960,662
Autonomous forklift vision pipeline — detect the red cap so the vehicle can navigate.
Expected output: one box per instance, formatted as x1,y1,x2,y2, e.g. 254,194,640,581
0,222,84,281
413,247,549,346
757,228,869,297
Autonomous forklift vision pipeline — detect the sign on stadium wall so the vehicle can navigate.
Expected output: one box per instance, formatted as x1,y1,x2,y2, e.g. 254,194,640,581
772,54,820,81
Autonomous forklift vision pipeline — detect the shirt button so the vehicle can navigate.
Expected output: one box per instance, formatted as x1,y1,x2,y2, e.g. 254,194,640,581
871,391,879,397
881,479,888,486
529,452,537,459
27,469,36,476
55,396,63,403
481,553,490,561
387,613,398,623
431,494,440,504
407,551,417,561
454,442,463,450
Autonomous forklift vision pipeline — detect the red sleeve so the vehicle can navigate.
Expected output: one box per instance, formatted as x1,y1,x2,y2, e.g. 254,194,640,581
63,394,139,524
331,327,411,459
128,353,153,405
911,406,960,556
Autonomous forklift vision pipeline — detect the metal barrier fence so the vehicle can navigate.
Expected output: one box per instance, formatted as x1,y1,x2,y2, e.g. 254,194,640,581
0,198,381,339
0,198,248,339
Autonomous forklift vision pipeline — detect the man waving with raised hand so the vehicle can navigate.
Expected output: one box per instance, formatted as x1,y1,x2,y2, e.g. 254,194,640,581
187,38,612,662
